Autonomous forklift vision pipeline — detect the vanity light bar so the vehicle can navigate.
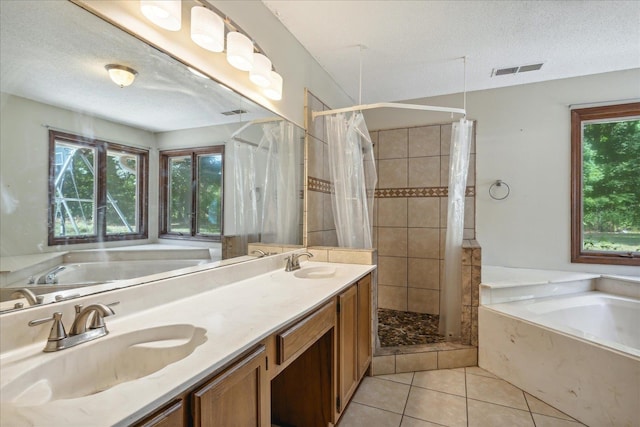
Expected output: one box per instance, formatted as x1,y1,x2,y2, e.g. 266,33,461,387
139,0,283,100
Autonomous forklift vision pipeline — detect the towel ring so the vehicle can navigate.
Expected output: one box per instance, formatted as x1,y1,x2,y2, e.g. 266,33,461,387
489,180,510,200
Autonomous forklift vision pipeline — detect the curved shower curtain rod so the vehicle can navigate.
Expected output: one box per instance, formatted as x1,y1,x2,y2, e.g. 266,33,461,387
311,102,466,120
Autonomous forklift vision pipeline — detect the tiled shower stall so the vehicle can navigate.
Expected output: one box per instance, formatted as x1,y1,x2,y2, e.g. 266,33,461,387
305,90,481,372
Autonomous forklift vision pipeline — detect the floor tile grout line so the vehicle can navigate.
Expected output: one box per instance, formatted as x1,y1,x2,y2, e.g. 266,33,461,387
466,396,532,413
409,382,466,398
348,400,405,417
464,368,470,427
399,372,414,419
522,389,538,427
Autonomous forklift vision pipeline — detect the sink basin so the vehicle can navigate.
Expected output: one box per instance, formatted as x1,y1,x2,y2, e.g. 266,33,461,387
1,324,207,406
293,266,338,279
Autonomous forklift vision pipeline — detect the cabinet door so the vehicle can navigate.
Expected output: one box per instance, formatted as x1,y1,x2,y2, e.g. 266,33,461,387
193,345,269,427
337,284,358,413
134,399,185,427
357,274,372,379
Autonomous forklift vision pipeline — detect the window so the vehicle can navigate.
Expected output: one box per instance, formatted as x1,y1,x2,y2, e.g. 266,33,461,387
571,102,640,265
49,130,148,245
160,147,224,241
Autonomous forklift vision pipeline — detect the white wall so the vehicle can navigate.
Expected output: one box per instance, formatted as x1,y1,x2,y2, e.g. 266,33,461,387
364,69,640,276
0,94,159,257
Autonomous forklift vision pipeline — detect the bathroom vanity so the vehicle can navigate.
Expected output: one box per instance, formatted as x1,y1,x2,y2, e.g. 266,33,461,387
0,253,375,426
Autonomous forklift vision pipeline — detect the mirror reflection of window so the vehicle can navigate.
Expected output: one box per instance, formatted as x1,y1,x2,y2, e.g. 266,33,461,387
160,147,224,241
49,130,148,245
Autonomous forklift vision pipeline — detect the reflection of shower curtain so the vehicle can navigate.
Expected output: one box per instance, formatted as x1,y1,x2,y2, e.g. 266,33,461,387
326,112,377,248
259,122,302,244
229,141,259,254
439,118,474,340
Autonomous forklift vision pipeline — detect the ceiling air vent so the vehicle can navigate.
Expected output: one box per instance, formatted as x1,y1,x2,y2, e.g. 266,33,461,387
492,62,544,77
221,109,248,116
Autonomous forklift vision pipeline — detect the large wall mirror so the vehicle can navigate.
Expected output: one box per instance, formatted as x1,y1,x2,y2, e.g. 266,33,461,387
0,1,304,312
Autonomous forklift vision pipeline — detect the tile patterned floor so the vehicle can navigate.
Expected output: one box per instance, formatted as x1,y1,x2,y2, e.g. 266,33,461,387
337,367,586,427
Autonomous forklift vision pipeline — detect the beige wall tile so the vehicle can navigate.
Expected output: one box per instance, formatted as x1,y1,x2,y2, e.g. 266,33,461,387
322,143,330,181
463,228,475,240
378,256,407,286
461,305,471,345
471,306,478,347
407,288,439,314
408,157,441,188
407,198,439,228
408,125,440,157
439,229,446,259
462,265,472,306
323,193,335,230
472,266,481,307
407,258,439,290
377,198,408,227
467,154,476,186
407,228,439,259
379,158,408,188
462,248,472,266
379,128,408,159
307,190,324,232
323,230,339,247
472,247,482,266
464,196,475,230
439,196,448,228
371,355,395,375
307,231,324,246
440,155,450,186
395,351,437,373
378,227,408,257
307,248,329,262
441,124,452,155
308,136,324,178
378,285,407,311
327,248,374,264
437,348,478,369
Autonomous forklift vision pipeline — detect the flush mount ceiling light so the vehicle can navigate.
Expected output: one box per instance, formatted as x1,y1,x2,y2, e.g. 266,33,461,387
249,53,272,88
190,6,224,52
226,31,254,71
140,0,181,31
263,71,283,101
105,64,138,87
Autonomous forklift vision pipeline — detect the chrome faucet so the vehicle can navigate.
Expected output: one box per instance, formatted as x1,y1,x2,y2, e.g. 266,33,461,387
285,252,314,272
10,288,44,306
251,249,267,258
36,265,66,284
28,302,117,352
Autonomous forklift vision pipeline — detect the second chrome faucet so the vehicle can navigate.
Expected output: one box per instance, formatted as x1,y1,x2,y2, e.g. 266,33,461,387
285,252,314,272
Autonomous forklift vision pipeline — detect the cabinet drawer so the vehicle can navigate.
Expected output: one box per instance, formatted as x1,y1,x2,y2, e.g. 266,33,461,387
277,300,335,364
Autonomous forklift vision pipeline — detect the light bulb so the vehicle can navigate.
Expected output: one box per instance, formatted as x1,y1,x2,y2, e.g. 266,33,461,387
263,71,283,101
226,32,254,71
191,6,224,52
140,0,181,31
249,53,272,88
105,64,138,88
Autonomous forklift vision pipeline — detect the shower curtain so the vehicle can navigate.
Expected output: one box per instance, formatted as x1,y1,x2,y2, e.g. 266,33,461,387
325,112,377,248
259,121,302,244
439,118,474,340
229,140,260,254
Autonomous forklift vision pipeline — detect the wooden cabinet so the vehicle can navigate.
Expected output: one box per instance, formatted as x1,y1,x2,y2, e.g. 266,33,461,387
337,274,372,416
192,345,269,427
133,399,185,427
357,274,372,379
131,272,373,427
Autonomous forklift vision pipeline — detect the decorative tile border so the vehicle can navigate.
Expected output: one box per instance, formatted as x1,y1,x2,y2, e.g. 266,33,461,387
376,186,475,198
308,176,333,194
308,177,475,198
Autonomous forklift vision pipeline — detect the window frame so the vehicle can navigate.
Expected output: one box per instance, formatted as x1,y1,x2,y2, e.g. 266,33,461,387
570,102,640,266
159,146,224,242
48,130,149,246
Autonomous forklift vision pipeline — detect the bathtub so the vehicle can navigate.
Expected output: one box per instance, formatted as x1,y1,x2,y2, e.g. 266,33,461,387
479,270,639,427
0,259,210,303
37,259,210,284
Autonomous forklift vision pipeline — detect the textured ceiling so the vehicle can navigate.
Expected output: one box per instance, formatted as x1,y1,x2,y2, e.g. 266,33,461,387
262,0,640,105
0,1,268,133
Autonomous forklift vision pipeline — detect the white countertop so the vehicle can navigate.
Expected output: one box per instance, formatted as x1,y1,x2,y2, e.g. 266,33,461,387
0,260,375,426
